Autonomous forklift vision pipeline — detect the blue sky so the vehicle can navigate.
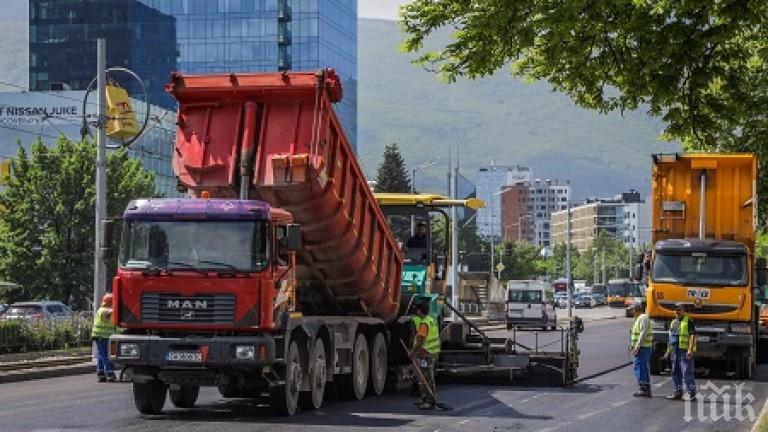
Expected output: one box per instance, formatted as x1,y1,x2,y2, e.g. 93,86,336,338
2,0,406,21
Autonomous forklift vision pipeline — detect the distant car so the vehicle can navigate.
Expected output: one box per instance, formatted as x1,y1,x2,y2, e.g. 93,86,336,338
554,293,569,309
591,294,606,306
1,301,74,321
760,304,768,334
574,295,596,309
0,303,8,315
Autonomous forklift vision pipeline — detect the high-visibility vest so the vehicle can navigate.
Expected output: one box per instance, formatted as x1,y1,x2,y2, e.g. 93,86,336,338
671,316,696,352
91,307,115,339
412,314,441,354
631,314,653,348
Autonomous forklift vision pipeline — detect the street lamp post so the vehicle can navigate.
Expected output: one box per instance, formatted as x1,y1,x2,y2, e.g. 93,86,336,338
489,190,505,282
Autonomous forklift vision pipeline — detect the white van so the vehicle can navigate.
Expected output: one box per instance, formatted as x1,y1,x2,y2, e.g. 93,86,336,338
505,280,558,331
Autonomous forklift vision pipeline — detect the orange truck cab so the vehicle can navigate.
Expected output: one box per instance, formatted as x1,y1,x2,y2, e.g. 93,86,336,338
645,153,767,378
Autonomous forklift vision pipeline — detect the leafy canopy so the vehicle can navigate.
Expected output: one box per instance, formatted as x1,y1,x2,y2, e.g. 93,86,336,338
0,138,156,307
375,142,412,193
401,0,768,223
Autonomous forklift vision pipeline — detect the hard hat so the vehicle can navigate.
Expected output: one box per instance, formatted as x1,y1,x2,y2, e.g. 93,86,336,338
101,293,113,306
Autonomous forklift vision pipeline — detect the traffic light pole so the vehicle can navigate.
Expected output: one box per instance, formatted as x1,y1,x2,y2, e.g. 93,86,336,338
93,38,107,316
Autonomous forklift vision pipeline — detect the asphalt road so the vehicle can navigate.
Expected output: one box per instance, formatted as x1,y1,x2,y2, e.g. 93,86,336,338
0,318,765,432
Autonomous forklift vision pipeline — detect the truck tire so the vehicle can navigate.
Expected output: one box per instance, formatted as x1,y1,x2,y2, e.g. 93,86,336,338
133,380,167,415
737,350,754,380
169,385,199,408
271,340,303,416
300,338,327,410
336,333,369,400
368,332,387,395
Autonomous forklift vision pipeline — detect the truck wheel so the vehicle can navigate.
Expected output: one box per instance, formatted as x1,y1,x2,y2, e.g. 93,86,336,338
169,385,199,408
337,333,369,400
300,338,327,410
369,332,387,395
271,340,303,416
737,350,754,380
133,380,167,415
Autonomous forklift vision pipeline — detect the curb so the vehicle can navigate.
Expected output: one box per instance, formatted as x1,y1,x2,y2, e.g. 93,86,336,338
0,362,94,384
752,396,768,432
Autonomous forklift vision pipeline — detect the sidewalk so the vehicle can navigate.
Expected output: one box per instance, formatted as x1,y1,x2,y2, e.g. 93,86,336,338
475,305,628,331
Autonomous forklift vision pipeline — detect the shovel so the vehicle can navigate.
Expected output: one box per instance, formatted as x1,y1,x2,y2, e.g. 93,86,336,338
400,339,453,411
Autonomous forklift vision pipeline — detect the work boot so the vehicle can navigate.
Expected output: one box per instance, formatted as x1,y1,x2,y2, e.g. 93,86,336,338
107,373,117,383
666,391,683,400
682,392,696,401
632,384,651,398
417,401,436,410
97,375,106,383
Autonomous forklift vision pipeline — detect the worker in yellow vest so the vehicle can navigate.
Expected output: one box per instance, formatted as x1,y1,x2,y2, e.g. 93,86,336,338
629,302,653,397
663,303,697,401
410,299,441,410
92,293,116,383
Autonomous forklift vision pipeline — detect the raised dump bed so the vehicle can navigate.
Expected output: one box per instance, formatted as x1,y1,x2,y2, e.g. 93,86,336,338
166,69,402,323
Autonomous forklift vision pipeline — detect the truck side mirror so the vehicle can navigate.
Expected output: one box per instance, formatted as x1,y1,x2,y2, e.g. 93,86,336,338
633,264,644,281
101,219,114,261
282,224,302,252
756,257,767,287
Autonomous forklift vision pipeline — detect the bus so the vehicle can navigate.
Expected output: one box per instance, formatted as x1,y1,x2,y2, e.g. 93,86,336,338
607,279,631,308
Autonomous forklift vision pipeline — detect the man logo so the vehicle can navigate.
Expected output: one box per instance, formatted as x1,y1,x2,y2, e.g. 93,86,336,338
180,310,195,320
166,299,209,309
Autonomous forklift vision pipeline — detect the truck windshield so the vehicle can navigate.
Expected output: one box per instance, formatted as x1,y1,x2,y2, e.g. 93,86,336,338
652,253,747,286
119,220,268,272
508,290,543,303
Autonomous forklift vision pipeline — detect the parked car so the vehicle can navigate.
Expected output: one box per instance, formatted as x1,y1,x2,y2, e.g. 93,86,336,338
591,293,606,306
554,293,569,309
1,301,74,321
574,295,596,309
0,303,8,315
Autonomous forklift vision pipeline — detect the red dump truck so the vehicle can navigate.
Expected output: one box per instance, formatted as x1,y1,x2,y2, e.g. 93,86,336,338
108,69,579,416
109,69,404,415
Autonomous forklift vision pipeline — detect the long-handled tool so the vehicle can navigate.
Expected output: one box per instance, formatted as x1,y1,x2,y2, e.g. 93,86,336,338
399,339,452,411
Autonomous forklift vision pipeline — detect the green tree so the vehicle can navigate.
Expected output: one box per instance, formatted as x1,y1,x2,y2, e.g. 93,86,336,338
374,143,412,193
0,138,155,307
499,241,545,281
401,1,768,223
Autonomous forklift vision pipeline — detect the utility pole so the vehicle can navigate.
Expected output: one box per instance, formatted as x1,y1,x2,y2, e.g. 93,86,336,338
93,38,107,315
602,250,606,285
566,203,572,319
450,151,459,319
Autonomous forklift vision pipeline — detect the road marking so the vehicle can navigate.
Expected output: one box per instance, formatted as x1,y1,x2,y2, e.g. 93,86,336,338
653,377,671,388
458,419,470,425
611,400,629,407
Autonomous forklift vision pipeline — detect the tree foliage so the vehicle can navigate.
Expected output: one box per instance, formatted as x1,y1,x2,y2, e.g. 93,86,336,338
0,138,156,307
374,143,412,193
401,1,768,223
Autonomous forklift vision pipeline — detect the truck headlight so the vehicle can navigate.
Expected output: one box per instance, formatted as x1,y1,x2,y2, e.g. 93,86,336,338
235,345,255,360
651,320,667,330
119,343,140,359
730,324,752,334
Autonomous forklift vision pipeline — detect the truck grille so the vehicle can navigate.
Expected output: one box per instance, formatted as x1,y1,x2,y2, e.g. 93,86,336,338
658,301,738,314
141,293,235,324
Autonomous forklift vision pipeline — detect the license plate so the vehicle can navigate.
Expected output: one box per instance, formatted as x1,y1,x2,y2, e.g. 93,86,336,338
165,351,202,362
698,336,710,343
687,288,710,299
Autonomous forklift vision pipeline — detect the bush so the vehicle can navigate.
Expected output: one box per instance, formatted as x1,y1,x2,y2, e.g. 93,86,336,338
0,315,92,354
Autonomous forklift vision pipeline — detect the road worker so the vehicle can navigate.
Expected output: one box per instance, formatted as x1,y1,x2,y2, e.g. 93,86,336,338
92,293,116,382
410,298,440,410
664,303,697,401
629,302,653,397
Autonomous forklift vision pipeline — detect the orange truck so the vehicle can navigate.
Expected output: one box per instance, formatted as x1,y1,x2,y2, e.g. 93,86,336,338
646,153,766,378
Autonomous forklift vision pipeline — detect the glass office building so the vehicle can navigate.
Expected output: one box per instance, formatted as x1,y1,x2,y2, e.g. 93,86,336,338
28,0,178,110
137,0,357,149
